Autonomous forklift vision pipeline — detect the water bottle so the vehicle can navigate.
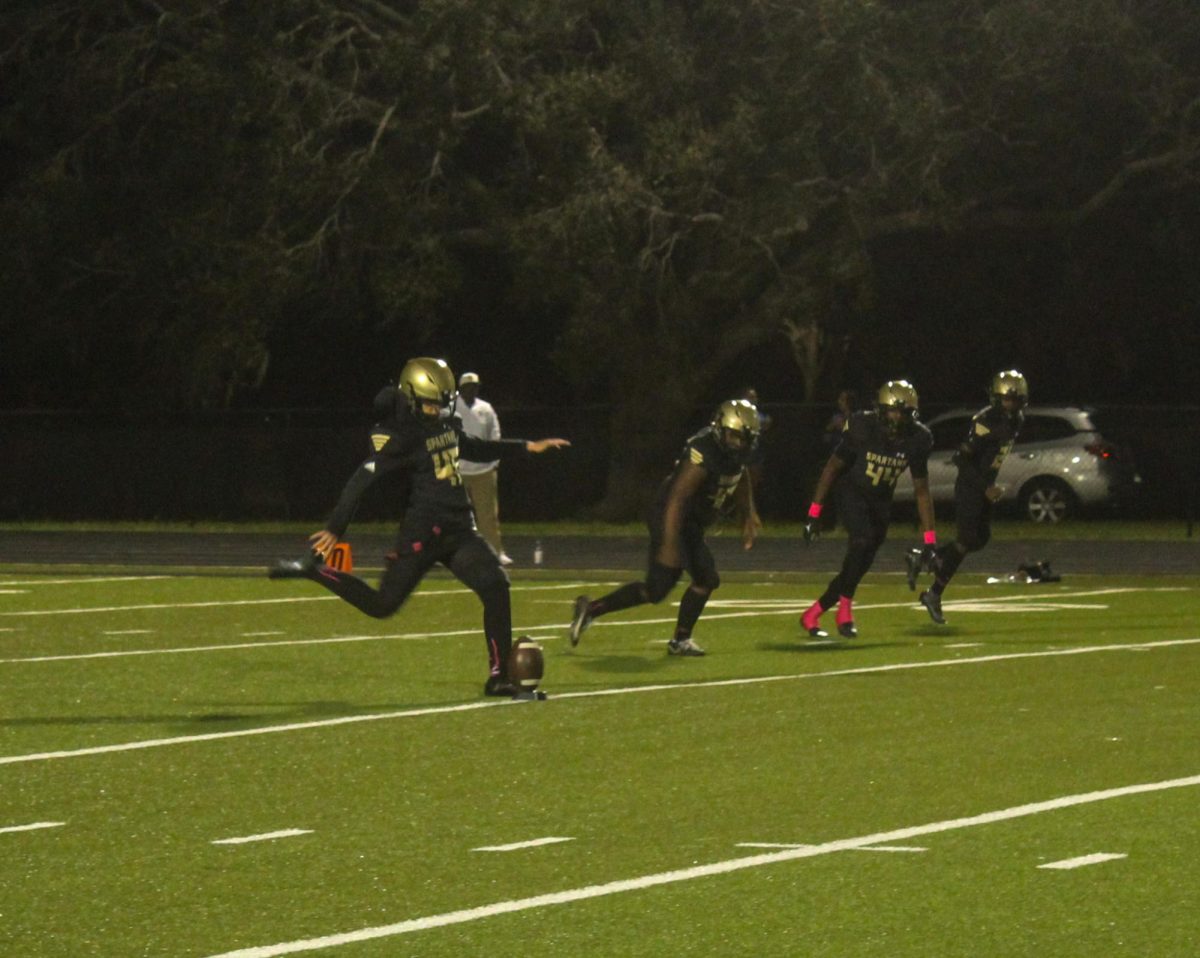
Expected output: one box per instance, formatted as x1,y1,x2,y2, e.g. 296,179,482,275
533,539,544,567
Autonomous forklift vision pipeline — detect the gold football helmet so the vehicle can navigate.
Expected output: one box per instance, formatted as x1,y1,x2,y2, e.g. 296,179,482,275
990,369,1029,407
712,398,761,452
397,357,457,420
877,379,919,435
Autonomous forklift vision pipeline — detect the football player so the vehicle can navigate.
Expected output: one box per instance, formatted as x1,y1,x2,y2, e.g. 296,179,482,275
568,399,763,656
268,357,569,697
801,380,937,639
910,370,1029,624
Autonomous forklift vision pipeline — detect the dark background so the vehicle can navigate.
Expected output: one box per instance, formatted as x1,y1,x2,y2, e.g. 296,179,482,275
3,1,1199,522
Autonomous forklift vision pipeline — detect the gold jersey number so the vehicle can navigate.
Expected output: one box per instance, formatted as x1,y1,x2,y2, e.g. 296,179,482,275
433,448,462,486
864,461,902,488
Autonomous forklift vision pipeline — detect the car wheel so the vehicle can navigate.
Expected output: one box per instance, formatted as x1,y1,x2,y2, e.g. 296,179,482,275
1020,478,1076,523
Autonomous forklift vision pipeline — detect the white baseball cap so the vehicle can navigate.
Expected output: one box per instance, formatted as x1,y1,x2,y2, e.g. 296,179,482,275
458,372,480,386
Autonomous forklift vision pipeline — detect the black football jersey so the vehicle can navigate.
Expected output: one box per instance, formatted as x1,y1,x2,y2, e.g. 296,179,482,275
655,426,748,528
954,405,1024,486
325,403,522,538
833,410,933,501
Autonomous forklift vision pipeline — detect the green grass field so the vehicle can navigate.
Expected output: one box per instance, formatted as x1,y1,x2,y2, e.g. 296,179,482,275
2,566,1198,957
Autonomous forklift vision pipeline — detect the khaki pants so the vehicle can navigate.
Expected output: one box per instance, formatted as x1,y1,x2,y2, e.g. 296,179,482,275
463,468,504,555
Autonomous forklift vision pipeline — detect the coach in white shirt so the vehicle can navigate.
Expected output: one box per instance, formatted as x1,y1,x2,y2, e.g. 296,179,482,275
456,372,513,565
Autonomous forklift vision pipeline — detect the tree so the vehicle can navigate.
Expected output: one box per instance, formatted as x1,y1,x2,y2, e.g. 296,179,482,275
0,0,530,408
503,0,1200,514
2,0,1198,518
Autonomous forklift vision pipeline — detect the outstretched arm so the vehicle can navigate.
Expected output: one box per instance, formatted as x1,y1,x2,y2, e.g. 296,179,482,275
308,442,405,557
525,438,571,453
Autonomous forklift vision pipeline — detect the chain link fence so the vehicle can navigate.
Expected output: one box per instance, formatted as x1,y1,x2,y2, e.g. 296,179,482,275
2,405,1196,526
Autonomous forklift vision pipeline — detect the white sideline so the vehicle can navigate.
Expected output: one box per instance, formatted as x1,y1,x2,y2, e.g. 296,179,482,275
205,773,1200,957
2,636,1198,768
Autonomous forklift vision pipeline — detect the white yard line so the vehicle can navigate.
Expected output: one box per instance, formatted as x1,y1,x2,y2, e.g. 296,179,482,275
472,837,575,852
2,636,1198,768
0,586,1177,665
204,774,1200,958
0,821,65,835
211,829,313,846
736,842,927,853
0,581,604,618
0,576,172,587
0,628,521,664
0,596,339,616
1038,852,1127,870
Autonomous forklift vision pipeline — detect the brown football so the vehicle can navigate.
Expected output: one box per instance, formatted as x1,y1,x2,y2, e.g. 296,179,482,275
508,637,545,690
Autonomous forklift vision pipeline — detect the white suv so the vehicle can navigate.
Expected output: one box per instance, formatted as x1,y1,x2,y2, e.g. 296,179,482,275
894,405,1141,522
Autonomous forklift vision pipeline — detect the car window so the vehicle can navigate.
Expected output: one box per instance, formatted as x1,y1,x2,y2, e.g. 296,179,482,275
1017,415,1078,445
930,416,970,451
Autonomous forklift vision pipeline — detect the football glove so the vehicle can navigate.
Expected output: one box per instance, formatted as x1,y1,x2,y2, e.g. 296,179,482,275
803,502,822,545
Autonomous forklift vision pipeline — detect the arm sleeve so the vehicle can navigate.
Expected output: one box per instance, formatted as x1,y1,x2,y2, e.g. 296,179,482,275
831,421,860,468
324,436,406,538
954,416,990,485
909,433,933,480
459,430,525,463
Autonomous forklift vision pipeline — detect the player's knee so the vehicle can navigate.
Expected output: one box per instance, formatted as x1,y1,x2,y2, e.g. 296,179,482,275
645,564,680,603
369,595,405,619
691,574,718,594
644,579,672,604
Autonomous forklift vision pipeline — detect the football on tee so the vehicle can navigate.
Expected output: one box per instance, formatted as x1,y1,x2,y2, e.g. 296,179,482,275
508,637,545,691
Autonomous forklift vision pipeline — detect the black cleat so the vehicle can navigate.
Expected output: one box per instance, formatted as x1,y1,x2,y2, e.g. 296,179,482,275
919,590,946,625
268,552,321,579
904,548,923,591
835,597,856,639
484,675,521,697
568,595,593,647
